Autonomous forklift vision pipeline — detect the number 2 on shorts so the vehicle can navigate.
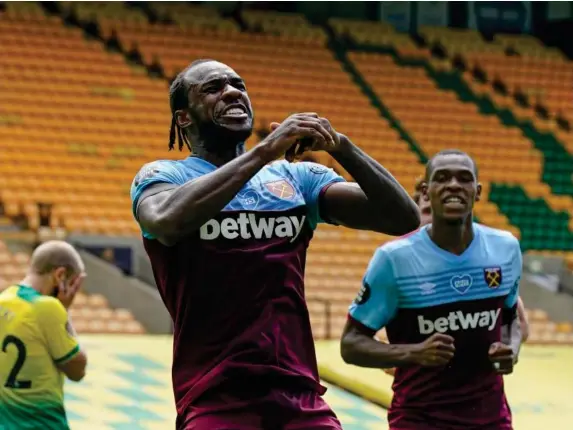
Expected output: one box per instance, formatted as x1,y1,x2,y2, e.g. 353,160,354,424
2,335,32,389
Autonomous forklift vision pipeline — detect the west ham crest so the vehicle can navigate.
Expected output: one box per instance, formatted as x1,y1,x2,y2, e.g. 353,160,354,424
265,180,295,200
484,267,502,289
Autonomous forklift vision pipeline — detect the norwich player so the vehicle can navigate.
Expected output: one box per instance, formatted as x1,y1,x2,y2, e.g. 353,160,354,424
0,241,87,430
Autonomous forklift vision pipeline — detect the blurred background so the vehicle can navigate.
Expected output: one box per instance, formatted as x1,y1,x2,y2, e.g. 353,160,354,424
0,1,572,429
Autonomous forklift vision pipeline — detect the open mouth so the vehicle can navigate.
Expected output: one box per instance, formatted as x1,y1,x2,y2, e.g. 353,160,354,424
442,195,466,209
219,104,248,119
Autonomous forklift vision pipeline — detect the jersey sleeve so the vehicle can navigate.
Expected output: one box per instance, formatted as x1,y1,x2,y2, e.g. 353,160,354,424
35,298,80,364
130,160,187,220
348,247,399,331
504,240,523,308
288,161,345,229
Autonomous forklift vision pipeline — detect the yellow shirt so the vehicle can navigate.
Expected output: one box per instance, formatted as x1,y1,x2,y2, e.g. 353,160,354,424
0,285,80,430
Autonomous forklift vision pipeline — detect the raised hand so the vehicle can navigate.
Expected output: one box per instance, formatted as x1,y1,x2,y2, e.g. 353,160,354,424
267,113,340,161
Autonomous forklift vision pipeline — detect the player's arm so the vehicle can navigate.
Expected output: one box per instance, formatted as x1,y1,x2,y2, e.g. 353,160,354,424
36,299,87,382
134,151,271,245
501,244,524,359
321,135,420,235
135,115,332,245
516,296,529,342
341,249,414,368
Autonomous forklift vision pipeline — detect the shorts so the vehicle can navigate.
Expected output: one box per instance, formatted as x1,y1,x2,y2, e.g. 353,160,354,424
176,383,342,430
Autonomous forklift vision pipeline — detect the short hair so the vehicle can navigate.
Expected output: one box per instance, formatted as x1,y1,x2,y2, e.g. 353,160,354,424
425,149,478,181
168,58,216,152
30,241,84,276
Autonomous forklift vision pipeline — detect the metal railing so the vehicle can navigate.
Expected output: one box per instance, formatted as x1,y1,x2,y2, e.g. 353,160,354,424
307,296,333,340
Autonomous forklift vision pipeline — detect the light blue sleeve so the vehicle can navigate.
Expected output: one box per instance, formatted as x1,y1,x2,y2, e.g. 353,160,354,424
348,247,399,331
288,161,345,229
504,239,523,308
130,161,188,236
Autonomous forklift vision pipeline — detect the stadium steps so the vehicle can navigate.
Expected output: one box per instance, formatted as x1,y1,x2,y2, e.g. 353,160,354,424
418,27,573,131
31,5,425,339
345,48,526,232
389,49,573,237
489,184,573,252
417,27,573,193
0,240,145,334
325,28,427,166
424,60,573,230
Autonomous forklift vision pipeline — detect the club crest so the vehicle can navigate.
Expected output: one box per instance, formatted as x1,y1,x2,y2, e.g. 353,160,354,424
265,180,295,200
484,267,502,289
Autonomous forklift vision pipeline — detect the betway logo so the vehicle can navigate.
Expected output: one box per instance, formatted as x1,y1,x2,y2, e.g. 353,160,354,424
199,214,306,242
418,309,501,334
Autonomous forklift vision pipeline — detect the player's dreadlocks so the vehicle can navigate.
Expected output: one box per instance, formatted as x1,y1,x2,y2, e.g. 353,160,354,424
168,59,215,152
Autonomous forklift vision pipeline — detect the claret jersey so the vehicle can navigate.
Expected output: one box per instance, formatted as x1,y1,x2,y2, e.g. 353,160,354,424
349,223,522,430
130,156,344,414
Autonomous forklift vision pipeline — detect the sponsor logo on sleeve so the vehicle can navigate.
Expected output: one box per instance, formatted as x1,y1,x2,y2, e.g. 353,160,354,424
134,163,160,186
309,164,329,175
354,282,371,305
484,267,502,289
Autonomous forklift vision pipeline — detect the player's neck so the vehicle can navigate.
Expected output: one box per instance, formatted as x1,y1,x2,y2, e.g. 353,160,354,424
18,274,45,295
191,141,246,166
429,217,474,256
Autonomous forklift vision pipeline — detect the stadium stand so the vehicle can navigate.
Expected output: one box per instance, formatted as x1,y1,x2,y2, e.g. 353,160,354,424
0,239,145,334
0,2,572,347
2,2,573,429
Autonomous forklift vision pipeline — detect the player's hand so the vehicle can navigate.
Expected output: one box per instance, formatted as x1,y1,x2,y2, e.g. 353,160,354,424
57,273,86,309
411,333,455,367
488,342,516,375
266,113,338,162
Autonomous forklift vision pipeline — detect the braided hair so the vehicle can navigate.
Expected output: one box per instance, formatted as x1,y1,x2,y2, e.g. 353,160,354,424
168,59,215,152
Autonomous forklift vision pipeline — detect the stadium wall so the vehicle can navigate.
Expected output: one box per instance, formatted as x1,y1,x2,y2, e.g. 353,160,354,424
520,276,573,324
78,250,172,334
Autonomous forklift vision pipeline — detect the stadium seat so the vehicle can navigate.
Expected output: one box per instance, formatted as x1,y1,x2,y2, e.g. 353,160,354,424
0,239,146,334
1,4,572,343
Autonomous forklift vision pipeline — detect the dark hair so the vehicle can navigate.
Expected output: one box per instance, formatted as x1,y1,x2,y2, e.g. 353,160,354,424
412,176,425,204
168,59,215,152
425,149,478,181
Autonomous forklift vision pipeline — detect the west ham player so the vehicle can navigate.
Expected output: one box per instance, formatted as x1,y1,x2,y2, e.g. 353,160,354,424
414,176,529,342
130,59,420,429
341,150,523,429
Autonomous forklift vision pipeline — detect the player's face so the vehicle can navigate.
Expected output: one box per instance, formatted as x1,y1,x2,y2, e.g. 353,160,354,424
426,155,481,223
181,61,254,144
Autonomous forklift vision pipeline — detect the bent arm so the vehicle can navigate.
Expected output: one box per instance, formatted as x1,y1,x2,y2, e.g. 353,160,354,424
137,145,274,245
517,296,529,342
323,135,420,235
501,306,522,361
340,319,418,368
502,244,523,360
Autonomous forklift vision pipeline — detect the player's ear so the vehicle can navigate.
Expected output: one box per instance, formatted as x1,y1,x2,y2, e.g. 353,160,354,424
52,266,67,285
475,183,482,202
175,110,193,128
